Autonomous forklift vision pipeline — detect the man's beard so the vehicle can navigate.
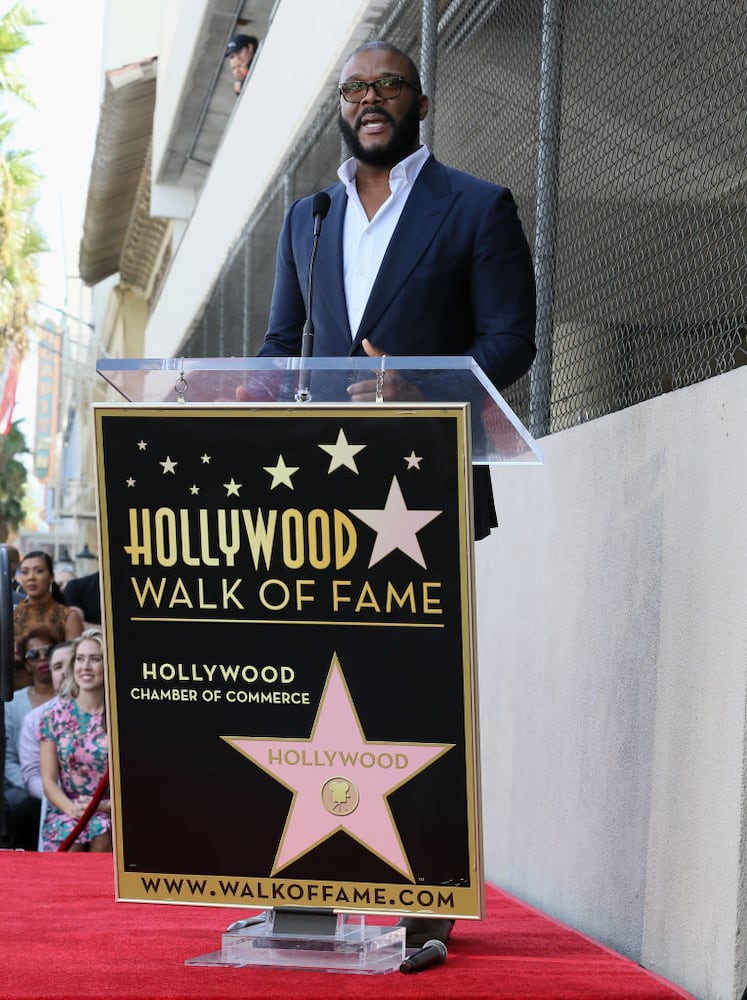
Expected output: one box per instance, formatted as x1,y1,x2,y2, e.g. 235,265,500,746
338,98,421,167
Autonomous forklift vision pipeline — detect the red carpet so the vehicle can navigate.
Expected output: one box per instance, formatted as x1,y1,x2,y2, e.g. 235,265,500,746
0,854,692,1000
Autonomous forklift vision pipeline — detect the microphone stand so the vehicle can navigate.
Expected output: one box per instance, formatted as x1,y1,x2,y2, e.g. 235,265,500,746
295,224,321,401
296,194,329,402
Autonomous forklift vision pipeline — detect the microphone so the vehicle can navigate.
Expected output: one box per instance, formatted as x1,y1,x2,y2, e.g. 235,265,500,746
311,190,330,236
399,938,448,974
296,191,331,402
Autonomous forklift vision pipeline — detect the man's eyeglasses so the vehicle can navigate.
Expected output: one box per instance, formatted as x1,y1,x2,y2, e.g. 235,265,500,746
26,645,53,660
339,76,414,103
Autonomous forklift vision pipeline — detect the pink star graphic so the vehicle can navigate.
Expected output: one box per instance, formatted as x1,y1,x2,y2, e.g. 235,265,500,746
349,475,442,568
223,654,452,879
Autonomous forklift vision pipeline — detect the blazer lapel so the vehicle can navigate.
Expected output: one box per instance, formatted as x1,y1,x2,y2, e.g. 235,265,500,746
351,157,457,350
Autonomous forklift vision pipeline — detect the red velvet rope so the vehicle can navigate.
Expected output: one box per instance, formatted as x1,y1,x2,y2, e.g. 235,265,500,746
56,766,110,852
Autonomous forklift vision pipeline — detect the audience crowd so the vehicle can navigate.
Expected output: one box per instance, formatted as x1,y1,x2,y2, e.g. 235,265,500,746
2,543,109,853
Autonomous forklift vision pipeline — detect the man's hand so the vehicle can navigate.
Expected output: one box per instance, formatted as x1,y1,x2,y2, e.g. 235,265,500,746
235,371,285,402
346,339,424,402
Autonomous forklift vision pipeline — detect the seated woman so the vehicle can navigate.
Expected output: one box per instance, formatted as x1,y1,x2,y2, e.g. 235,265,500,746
19,641,73,849
40,629,111,852
13,551,83,654
4,625,59,849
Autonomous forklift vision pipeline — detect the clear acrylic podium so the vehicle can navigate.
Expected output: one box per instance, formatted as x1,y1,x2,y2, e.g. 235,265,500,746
96,355,543,466
95,356,541,975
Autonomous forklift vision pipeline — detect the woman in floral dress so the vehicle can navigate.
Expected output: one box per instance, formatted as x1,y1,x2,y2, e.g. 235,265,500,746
40,629,111,851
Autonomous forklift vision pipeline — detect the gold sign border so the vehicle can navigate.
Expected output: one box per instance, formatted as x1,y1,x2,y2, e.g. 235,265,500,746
94,402,483,918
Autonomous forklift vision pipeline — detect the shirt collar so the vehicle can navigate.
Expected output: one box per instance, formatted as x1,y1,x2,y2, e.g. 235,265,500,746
337,144,431,192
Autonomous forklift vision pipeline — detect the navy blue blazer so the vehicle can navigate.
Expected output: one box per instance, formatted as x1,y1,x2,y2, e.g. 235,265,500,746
259,155,537,536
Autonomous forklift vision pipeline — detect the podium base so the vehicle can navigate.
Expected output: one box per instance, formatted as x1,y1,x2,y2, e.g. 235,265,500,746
185,911,406,975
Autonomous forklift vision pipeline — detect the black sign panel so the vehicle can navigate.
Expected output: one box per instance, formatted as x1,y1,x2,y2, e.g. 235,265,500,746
95,404,482,917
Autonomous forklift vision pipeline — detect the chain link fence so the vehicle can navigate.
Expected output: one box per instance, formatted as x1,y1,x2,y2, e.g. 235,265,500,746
184,0,746,438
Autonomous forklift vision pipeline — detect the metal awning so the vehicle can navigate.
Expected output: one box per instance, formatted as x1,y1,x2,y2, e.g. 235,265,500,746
78,57,163,288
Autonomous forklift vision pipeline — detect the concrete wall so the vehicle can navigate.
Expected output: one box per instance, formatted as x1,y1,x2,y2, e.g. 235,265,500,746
476,365,747,1000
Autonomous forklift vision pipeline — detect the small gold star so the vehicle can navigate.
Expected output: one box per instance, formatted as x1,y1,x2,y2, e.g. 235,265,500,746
126,477,136,487
160,456,177,474
224,478,242,497
319,429,366,473
201,454,211,464
404,451,423,469
137,440,147,450
264,455,299,490
189,484,200,495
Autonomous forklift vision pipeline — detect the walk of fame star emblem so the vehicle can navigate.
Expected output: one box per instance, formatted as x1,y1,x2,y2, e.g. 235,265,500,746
223,653,453,880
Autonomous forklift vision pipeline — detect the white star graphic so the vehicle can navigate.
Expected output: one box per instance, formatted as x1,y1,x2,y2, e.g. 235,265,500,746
264,455,299,490
160,456,177,474
137,440,147,451
224,478,242,497
350,476,442,568
189,484,200,495
404,451,423,469
201,453,211,464
318,429,366,473
126,477,136,488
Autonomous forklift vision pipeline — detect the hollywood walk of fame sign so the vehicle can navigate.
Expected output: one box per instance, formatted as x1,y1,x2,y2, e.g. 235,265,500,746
95,404,483,919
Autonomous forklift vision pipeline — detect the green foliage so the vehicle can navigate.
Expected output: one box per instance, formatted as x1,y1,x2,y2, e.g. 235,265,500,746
0,3,41,106
0,418,29,540
0,3,45,359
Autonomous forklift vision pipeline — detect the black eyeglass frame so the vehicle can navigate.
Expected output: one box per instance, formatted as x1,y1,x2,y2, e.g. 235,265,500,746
339,75,415,103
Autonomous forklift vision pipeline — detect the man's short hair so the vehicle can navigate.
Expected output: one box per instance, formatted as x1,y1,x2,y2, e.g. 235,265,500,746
225,33,258,57
343,40,422,94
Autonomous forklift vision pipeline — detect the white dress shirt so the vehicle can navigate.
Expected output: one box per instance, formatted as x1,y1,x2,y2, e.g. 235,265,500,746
337,144,430,338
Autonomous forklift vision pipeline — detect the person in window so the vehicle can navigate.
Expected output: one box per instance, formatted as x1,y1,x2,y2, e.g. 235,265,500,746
225,32,258,95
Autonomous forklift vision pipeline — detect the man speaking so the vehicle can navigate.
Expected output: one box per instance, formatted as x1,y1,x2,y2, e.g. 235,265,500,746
255,39,536,941
256,40,536,540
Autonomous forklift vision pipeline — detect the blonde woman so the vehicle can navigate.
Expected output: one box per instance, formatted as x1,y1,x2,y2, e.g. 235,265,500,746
40,629,111,852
